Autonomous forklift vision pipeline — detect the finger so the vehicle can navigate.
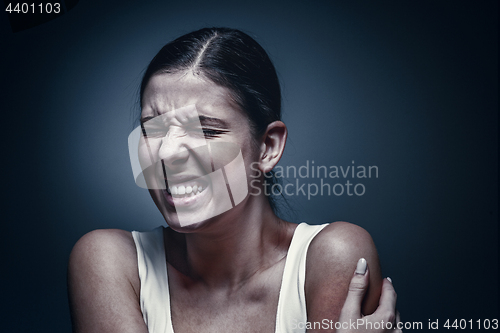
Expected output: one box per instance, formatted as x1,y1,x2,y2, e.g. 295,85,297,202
395,311,403,333
373,278,397,324
340,258,370,319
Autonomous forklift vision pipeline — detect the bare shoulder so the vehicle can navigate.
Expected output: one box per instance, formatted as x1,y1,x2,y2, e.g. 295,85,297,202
307,222,377,264
69,229,139,287
68,229,147,333
69,229,137,268
305,222,382,324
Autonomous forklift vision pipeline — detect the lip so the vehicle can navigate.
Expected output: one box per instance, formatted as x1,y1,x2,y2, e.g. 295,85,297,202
162,183,209,207
162,174,211,208
164,174,210,187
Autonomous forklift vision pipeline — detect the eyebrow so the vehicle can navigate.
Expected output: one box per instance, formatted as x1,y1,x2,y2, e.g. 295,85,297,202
140,116,155,124
140,115,230,129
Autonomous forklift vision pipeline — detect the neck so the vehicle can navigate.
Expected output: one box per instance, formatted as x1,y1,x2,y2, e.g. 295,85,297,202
178,196,291,290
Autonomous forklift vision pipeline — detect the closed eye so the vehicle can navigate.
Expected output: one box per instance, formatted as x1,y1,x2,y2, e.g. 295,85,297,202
202,128,229,138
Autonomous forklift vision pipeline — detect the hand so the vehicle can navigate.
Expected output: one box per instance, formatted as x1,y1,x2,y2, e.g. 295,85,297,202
337,258,402,333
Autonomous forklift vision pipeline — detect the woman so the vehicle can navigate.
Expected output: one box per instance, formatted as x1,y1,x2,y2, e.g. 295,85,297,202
68,27,399,332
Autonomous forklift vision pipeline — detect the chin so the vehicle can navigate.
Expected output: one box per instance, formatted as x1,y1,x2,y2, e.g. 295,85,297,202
163,215,214,233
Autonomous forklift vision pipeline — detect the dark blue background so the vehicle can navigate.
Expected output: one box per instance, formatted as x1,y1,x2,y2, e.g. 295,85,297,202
1,1,497,332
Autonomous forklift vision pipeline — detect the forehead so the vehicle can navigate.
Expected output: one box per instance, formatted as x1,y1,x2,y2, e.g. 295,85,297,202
142,72,243,122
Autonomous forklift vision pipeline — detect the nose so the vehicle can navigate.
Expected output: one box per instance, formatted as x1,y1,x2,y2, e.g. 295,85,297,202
158,129,190,169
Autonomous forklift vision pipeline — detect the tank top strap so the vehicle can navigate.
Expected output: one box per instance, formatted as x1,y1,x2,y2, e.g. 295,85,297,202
133,223,329,333
275,222,329,332
132,227,174,333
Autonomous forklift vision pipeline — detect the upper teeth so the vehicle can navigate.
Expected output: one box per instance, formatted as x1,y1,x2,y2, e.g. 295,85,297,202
168,184,204,197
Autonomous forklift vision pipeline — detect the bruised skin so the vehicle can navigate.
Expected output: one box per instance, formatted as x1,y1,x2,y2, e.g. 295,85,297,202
140,72,383,330
68,221,381,332
69,70,382,332
161,216,299,332
305,222,383,331
140,72,261,232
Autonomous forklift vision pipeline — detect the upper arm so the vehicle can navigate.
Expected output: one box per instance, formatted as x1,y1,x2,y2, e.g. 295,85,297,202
305,222,382,327
68,229,148,333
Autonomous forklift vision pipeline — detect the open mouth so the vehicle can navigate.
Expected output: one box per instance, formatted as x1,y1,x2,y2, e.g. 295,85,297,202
167,181,207,198
162,175,212,208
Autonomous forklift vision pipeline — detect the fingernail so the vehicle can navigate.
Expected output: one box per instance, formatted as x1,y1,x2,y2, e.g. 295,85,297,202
387,277,392,283
355,258,367,275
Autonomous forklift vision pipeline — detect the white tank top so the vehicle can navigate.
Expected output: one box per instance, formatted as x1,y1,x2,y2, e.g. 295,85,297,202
132,222,328,333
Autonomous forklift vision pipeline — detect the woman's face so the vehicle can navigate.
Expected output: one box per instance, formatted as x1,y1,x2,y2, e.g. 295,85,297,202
139,72,260,230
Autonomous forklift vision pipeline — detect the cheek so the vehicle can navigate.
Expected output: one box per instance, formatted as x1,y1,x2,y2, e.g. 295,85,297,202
137,139,166,190
240,140,262,179
138,138,161,166
148,189,166,214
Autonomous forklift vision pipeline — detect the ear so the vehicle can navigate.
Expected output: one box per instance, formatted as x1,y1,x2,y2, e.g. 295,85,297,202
259,121,287,174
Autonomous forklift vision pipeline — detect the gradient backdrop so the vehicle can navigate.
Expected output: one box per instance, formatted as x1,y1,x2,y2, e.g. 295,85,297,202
1,1,497,332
